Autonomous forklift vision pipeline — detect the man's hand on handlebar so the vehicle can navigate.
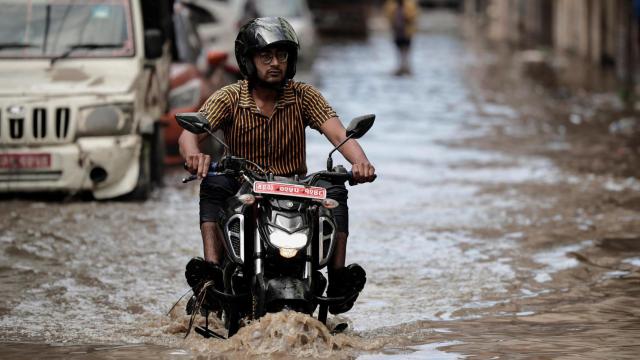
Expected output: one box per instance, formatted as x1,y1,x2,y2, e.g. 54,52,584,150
185,153,212,179
351,162,376,184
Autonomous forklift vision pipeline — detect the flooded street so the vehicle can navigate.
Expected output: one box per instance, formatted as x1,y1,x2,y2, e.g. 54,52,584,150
2,11,640,359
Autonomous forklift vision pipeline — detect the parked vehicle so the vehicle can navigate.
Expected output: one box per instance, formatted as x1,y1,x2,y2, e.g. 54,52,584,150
180,0,249,77
184,0,317,75
161,0,230,165
308,0,370,37
419,0,462,9
0,0,173,199
251,0,317,70
176,112,375,338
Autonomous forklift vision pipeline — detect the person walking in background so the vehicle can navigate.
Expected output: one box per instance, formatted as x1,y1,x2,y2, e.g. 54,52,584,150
385,0,419,76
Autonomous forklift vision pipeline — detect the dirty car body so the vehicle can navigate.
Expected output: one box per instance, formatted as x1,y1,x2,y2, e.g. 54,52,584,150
0,0,171,199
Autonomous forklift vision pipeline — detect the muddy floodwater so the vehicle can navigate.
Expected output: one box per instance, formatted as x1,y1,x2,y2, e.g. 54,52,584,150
2,12,640,359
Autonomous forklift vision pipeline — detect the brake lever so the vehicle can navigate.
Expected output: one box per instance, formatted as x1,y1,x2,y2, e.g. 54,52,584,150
182,170,230,183
182,174,197,183
182,160,222,183
182,162,196,183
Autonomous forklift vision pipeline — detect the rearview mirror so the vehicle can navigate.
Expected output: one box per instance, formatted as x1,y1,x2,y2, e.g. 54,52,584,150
346,114,375,139
175,112,210,134
326,114,376,171
144,29,164,60
176,112,231,155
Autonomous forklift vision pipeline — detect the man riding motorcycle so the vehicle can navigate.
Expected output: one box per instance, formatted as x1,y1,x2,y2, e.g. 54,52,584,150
179,17,376,314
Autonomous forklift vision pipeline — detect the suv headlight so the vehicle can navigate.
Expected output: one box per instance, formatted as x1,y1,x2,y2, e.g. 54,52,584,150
77,103,134,137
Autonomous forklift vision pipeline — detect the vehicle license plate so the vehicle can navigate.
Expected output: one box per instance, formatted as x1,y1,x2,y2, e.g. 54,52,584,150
0,153,51,169
253,181,327,200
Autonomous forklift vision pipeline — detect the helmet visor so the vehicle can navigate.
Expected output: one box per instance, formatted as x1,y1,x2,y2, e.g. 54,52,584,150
249,17,299,51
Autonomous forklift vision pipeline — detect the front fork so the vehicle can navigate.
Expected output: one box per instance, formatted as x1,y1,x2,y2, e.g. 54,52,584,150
252,210,266,318
305,205,321,284
254,225,263,275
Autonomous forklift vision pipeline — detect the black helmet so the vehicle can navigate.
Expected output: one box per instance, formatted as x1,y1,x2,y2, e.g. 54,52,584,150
235,17,300,80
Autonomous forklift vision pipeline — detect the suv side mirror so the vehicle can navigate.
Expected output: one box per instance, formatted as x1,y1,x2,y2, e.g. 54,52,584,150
346,114,375,139
144,29,164,59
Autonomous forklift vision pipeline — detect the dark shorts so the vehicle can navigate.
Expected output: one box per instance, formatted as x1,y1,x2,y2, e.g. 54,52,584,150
200,175,349,234
394,37,411,48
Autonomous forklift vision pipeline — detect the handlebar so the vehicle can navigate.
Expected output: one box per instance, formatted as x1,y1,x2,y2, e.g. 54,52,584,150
303,169,377,186
182,158,376,185
182,156,251,183
349,172,377,186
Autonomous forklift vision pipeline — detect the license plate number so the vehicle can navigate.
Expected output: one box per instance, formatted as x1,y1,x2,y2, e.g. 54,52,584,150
253,181,327,200
0,153,51,169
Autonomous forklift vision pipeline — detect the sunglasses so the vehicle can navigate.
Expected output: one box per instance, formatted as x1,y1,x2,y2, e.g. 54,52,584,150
257,49,289,64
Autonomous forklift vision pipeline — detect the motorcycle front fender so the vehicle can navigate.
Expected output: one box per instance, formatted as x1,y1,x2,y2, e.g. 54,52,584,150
265,276,314,313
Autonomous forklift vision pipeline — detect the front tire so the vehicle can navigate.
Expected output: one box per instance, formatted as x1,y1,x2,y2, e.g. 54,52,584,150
128,136,152,200
150,121,165,185
225,307,241,337
128,122,165,201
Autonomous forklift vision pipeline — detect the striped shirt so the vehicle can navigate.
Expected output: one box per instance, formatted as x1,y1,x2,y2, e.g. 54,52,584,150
198,80,337,176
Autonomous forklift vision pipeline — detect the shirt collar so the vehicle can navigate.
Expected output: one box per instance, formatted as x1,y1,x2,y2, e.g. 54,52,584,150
238,80,296,110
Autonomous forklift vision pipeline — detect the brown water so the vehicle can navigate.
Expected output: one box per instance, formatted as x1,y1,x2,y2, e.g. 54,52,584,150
2,11,640,359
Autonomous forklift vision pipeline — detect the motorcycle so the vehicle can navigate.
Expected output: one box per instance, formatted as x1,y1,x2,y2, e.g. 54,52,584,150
175,112,375,338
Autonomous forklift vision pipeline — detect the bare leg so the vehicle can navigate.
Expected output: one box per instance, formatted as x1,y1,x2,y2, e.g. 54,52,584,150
327,231,365,314
399,46,411,74
330,232,348,271
394,47,404,75
201,222,225,264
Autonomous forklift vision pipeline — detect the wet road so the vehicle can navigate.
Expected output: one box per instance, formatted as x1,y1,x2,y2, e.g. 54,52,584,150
2,12,640,359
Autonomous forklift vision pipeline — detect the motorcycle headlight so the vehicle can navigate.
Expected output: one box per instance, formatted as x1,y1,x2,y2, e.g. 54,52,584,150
268,227,308,258
77,103,134,137
169,78,202,110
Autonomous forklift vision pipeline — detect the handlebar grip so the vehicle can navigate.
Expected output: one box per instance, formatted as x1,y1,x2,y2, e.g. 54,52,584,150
184,161,219,172
182,162,220,183
347,172,377,186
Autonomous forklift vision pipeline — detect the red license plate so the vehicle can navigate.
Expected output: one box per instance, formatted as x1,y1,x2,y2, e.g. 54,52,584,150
253,181,327,200
0,153,51,169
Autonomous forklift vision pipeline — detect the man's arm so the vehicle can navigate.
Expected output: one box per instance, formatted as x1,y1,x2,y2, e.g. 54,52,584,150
179,130,211,179
320,117,376,183
181,86,233,178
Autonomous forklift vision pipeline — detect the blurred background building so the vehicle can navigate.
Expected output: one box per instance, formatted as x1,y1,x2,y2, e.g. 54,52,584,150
463,0,638,103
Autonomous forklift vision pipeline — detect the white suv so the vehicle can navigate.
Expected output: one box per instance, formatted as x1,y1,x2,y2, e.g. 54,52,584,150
0,0,172,199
